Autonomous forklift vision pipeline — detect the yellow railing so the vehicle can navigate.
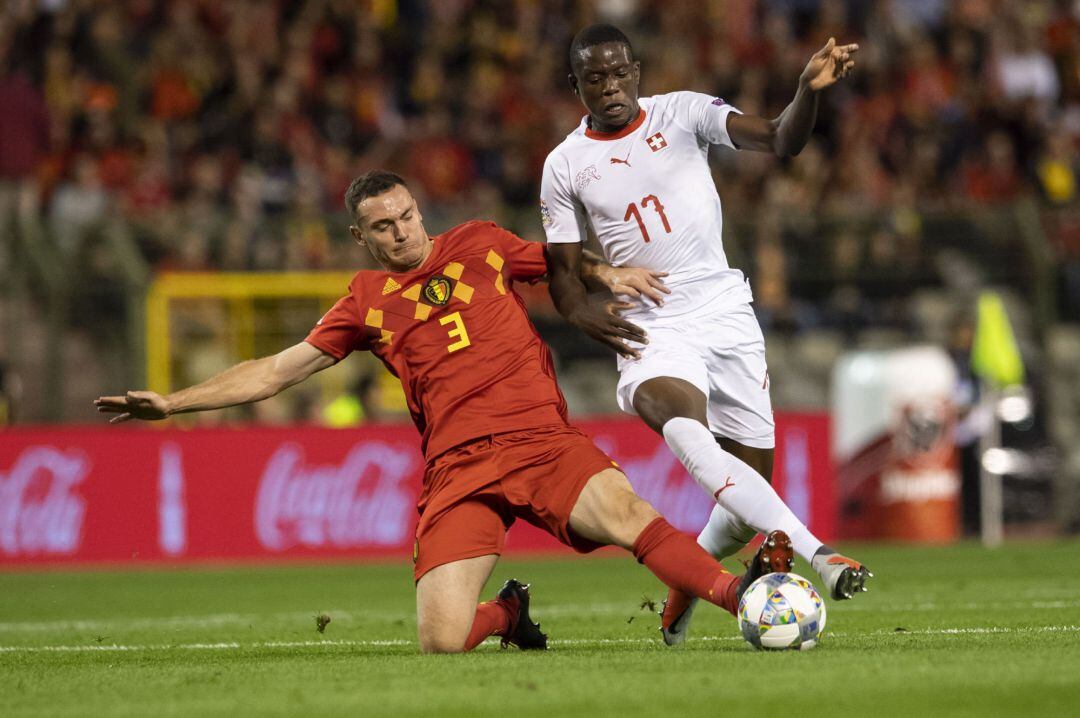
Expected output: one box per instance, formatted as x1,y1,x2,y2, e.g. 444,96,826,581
145,272,354,394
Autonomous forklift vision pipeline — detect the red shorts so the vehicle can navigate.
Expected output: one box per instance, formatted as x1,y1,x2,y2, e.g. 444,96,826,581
412,424,617,581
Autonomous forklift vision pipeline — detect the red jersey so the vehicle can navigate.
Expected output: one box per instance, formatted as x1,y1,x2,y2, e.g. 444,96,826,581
305,221,569,460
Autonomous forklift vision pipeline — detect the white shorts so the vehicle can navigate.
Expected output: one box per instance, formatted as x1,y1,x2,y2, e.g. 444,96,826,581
616,302,775,449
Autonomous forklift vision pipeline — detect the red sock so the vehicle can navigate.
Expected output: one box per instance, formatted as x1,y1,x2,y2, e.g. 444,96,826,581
632,517,740,616
463,599,513,650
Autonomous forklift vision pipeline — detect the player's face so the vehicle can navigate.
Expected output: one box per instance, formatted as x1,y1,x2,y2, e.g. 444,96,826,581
351,185,431,272
570,42,640,132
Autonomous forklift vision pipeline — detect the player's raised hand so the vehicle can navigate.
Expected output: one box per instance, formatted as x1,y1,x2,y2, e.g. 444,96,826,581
94,390,171,423
800,37,859,91
606,267,670,307
568,300,648,359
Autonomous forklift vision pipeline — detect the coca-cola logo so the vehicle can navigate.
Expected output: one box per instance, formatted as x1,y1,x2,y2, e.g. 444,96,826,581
0,446,89,556
255,442,417,551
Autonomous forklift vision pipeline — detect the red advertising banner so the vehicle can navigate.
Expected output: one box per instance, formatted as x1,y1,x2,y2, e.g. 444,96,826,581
0,414,833,567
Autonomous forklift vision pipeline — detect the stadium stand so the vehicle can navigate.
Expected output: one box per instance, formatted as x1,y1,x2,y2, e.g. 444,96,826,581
1,1,1077,527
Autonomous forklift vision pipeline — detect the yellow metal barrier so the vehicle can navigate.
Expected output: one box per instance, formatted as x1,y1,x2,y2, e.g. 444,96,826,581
145,272,354,394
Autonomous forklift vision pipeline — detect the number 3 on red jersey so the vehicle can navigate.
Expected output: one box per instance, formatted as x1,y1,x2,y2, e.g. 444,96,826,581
439,311,471,353
624,194,671,243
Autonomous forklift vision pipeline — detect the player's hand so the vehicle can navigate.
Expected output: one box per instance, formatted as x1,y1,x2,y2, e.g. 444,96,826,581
604,267,670,307
93,391,172,423
800,37,859,92
568,300,648,359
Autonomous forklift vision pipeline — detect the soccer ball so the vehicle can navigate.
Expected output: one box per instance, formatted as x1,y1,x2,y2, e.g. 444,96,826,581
738,572,827,650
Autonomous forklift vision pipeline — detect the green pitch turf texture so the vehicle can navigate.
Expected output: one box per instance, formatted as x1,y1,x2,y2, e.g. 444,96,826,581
2,542,1078,717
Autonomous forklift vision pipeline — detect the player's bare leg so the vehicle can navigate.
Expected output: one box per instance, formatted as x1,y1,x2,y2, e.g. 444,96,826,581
416,554,499,653
569,468,745,619
568,468,662,549
415,554,546,653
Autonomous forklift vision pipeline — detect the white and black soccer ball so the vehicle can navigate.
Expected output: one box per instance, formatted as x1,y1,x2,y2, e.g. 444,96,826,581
738,572,827,650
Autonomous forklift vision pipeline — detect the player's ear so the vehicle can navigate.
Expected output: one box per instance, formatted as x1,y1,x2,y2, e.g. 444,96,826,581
568,72,579,96
349,225,366,247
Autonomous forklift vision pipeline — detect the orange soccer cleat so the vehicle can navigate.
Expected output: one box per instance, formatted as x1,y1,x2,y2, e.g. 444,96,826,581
734,530,795,602
811,548,874,600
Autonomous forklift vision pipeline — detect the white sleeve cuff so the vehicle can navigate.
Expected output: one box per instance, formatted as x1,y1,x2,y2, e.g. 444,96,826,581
544,233,584,244
713,104,742,149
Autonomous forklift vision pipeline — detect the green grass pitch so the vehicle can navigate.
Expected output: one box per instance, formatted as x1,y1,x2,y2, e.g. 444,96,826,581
2,541,1079,717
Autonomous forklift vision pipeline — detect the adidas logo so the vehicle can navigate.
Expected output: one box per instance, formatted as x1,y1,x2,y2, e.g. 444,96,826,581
382,277,401,295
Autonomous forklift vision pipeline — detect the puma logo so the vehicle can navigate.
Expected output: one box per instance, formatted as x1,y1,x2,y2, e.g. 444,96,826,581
713,476,735,500
610,156,632,167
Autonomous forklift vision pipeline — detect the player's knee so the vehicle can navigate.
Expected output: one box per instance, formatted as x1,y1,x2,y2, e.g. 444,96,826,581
632,379,707,434
633,392,682,434
416,604,470,654
420,639,466,654
418,626,467,654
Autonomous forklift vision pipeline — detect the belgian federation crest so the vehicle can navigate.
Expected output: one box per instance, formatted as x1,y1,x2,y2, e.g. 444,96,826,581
423,275,452,305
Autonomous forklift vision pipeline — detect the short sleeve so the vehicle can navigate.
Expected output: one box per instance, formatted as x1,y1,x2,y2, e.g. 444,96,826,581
539,152,588,244
669,91,742,149
305,293,365,361
488,223,549,283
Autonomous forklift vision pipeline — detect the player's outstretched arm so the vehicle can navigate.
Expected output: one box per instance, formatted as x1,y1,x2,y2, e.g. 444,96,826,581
727,37,858,157
547,243,648,359
94,341,337,423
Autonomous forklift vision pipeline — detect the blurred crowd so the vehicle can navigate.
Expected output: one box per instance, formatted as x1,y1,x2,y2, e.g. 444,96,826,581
2,0,1074,529
2,0,1080,354
1,1,1078,269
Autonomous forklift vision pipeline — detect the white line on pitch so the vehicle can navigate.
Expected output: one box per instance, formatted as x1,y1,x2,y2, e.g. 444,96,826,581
0,602,636,633
1,625,1077,654
0,610,365,633
3,597,1078,634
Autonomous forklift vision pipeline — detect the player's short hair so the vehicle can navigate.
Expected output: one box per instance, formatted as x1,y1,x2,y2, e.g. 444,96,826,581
569,24,634,73
345,170,408,222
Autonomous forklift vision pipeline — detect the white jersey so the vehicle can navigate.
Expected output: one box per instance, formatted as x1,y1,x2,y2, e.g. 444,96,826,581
541,92,752,325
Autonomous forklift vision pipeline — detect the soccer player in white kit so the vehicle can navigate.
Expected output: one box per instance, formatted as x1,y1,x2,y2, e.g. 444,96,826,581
542,24,872,645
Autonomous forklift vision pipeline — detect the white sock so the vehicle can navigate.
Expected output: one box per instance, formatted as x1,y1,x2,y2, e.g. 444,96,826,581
697,503,756,559
662,417,824,563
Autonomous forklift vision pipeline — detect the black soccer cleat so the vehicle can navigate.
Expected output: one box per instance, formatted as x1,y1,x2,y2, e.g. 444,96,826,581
497,579,548,650
735,530,795,602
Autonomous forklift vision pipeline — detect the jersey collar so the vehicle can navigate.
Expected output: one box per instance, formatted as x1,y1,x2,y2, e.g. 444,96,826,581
584,108,647,141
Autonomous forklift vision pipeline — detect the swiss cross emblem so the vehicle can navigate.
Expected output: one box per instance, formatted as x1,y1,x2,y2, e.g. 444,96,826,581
646,132,667,152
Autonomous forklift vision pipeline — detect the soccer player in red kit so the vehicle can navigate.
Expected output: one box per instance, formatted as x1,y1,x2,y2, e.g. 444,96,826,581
95,171,791,653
